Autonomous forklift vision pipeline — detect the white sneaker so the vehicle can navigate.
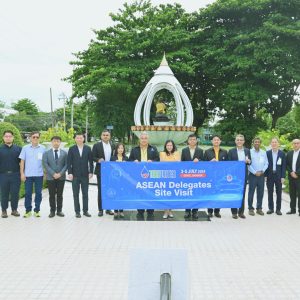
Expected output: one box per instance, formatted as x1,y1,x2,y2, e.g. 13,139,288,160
169,213,174,218
163,213,168,219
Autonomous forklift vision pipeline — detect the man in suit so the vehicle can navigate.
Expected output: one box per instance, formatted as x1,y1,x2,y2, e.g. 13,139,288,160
181,133,204,219
265,137,286,215
129,131,159,219
43,136,68,218
67,133,94,218
92,129,115,217
228,134,251,219
286,139,300,215
204,135,228,218
248,137,268,216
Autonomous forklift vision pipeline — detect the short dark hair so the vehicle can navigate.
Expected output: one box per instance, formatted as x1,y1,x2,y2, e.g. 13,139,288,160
163,140,176,155
188,133,197,139
211,134,221,140
252,137,261,143
3,130,14,136
74,133,85,138
30,131,40,137
51,136,62,141
101,129,110,135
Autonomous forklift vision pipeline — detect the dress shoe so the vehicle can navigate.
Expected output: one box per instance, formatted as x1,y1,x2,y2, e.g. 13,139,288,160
56,212,65,217
276,210,282,215
114,212,119,217
1,210,8,218
98,210,103,217
249,209,255,216
192,213,198,219
11,210,20,217
267,209,274,214
184,212,191,218
256,209,264,216
232,214,238,219
214,212,221,218
136,212,144,220
238,214,246,219
106,210,114,215
48,212,55,218
286,211,296,215
169,213,174,218
146,213,154,221
119,212,125,218
83,211,91,217
208,213,213,218
75,213,81,218
163,213,168,219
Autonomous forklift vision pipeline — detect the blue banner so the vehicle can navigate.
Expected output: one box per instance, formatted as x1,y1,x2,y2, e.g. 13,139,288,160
101,161,245,209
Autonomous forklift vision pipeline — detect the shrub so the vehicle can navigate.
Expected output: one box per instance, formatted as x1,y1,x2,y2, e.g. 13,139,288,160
257,129,292,152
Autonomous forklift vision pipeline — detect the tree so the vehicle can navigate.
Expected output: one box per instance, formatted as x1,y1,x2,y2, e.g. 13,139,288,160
12,98,39,115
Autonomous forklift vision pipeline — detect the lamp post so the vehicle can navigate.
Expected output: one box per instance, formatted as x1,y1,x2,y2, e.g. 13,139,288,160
58,93,67,131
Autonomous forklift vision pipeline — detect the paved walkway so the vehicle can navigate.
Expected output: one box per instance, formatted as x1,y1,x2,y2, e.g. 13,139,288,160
0,183,299,299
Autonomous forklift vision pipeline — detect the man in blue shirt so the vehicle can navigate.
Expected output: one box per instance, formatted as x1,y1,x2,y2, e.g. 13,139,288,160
248,137,269,216
0,130,22,218
19,131,45,218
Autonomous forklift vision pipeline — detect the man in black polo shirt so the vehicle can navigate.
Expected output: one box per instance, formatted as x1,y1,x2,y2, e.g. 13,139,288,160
0,130,22,218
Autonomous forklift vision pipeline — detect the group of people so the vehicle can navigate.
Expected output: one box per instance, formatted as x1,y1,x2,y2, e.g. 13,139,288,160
0,129,300,220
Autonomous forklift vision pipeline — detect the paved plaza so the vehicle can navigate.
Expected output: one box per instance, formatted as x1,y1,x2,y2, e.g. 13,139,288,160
0,181,300,299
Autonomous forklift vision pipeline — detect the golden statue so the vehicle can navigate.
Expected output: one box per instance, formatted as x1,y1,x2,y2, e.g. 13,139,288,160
156,99,166,115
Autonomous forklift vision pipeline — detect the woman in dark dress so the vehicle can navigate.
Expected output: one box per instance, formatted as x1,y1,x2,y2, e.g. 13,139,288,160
110,143,128,217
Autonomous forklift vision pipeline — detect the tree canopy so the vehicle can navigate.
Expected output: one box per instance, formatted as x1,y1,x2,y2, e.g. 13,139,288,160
68,0,300,141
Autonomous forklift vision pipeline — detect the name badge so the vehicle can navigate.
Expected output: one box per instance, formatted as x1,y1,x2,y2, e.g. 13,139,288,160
37,152,43,160
277,158,282,165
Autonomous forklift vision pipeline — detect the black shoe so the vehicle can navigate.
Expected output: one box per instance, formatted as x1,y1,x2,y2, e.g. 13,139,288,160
75,213,81,218
83,211,91,217
267,209,274,214
136,212,144,220
184,212,191,219
208,213,213,218
192,213,198,219
232,214,238,219
238,214,246,219
276,210,282,215
98,210,103,217
56,212,65,217
214,212,221,218
48,212,55,218
286,211,296,215
146,213,154,221
106,210,114,215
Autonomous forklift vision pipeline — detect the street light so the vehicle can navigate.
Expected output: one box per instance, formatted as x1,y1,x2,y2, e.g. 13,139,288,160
58,93,67,131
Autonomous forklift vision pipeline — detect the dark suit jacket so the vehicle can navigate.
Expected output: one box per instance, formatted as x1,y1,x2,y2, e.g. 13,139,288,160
111,155,129,162
129,145,159,162
264,149,286,179
286,150,300,179
204,148,228,161
181,146,204,161
43,148,68,180
92,141,115,175
228,147,251,180
67,144,93,177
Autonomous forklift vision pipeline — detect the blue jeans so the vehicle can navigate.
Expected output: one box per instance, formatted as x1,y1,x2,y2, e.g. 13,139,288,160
24,176,43,212
248,173,264,210
0,173,21,211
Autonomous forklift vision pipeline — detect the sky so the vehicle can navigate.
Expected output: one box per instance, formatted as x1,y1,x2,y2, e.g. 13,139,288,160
0,0,215,112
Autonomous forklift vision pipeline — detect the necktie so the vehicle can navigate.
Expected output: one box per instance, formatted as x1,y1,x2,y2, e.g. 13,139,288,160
54,150,58,161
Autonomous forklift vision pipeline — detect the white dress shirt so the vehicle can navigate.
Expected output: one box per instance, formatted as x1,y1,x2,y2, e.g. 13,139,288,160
237,148,245,161
52,148,60,159
292,150,299,172
102,142,112,161
77,146,83,157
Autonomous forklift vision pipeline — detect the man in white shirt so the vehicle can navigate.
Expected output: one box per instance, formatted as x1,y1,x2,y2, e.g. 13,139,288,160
248,137,268,216
286,139,300,215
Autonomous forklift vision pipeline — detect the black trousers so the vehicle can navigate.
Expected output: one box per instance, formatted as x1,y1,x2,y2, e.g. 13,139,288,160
72,176,89,213
137,209,154,214
208,208,220,214
185,209,198,213
289,177,300,213
96,174,102,211
231,180,247,215
267,173,282,211
47,180,65,212
0,172,21,211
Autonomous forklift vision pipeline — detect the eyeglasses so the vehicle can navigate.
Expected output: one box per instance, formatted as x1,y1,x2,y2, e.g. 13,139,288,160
31,136,40,139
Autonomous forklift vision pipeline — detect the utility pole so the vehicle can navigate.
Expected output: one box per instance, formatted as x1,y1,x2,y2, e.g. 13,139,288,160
58,93,67,131
50,88,54,128
85,105,88,142
71,97,74,129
